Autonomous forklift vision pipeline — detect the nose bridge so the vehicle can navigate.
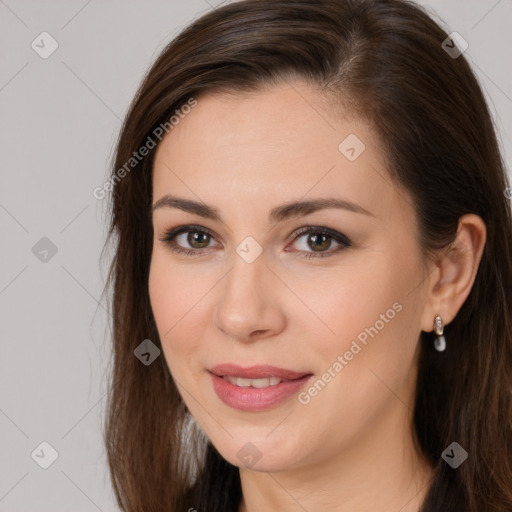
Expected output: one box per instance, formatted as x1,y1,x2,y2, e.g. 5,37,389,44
225,230,269,295
214,244,281,340
223,245,267,312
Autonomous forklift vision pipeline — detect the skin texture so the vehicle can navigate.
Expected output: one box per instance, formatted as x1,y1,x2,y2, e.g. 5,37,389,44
148,80,486,511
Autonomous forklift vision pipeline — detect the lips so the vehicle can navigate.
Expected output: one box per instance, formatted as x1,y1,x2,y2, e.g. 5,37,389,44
209,363,311,381
208,364,313,411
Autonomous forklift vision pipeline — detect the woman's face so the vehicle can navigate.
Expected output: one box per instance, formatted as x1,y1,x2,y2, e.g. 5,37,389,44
149,81,433,472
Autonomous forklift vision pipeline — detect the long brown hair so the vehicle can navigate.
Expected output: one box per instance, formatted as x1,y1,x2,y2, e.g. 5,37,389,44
100,1,512,510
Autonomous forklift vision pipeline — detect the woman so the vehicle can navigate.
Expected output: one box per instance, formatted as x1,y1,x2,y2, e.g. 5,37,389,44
101,0,512,510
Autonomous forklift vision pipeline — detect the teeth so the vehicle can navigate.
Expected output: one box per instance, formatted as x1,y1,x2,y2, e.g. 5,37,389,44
224,376,283,388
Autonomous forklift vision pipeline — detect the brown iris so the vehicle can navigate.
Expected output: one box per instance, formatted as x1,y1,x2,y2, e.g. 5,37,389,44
308,233,331,251
187,231,210,249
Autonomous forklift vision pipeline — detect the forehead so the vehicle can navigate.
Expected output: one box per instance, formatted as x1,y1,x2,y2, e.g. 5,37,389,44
156,82,354,158
151,82,411,225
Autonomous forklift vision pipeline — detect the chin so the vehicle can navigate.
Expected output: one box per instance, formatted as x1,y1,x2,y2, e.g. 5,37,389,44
215,434,305,472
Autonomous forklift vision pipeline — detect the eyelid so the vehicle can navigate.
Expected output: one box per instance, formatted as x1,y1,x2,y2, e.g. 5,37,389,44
159,224,219,245
290,224,351,246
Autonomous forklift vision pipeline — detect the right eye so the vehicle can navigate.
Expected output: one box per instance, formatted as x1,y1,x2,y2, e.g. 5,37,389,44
158,224,218,256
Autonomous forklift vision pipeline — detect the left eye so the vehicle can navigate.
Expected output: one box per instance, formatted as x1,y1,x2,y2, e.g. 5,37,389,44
158,224,352,259
288,225,352,258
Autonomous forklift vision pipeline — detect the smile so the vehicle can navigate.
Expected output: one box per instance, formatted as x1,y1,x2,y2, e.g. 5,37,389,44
209,364,313,411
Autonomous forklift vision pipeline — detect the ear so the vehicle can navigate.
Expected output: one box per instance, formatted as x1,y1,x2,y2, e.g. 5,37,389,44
420,214,487,333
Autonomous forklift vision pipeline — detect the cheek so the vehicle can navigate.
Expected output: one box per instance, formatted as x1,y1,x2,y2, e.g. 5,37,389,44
148,251,213,379
148,249,202,330
311,255,422,410
288,258,397,353
148,254,174,332
148,254,191,368
291,267,420,457
304,247,420,379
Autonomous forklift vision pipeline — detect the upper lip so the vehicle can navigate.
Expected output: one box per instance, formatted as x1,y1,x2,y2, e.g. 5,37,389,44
209,363,311,381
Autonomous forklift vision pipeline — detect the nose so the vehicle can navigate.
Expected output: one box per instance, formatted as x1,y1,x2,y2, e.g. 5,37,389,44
213,248,286,343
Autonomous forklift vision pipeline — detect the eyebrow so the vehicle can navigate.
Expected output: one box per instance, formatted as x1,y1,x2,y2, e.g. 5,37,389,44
152,194,374,223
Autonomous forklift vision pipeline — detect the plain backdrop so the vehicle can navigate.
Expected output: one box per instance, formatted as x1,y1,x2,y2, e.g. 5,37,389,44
0,0,511,510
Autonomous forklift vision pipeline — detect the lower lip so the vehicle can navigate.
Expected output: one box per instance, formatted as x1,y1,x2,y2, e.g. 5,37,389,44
210,373,312,411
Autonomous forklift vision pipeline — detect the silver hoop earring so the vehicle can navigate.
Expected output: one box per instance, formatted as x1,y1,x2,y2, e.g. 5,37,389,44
433,314,446,352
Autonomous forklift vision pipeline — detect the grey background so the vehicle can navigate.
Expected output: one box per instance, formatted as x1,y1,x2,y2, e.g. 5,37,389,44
0,0,510,510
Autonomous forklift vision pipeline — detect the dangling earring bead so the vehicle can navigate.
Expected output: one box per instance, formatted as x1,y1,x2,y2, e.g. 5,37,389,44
433,314,446,352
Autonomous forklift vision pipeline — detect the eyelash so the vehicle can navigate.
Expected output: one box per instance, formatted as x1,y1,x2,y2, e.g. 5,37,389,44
157,224,352,259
